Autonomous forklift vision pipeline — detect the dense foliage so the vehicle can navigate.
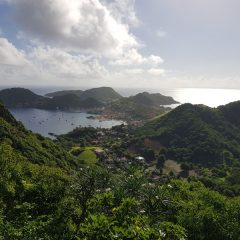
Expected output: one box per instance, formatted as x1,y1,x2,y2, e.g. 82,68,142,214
46,87,122,103
1,102,240,239
137,103,240,166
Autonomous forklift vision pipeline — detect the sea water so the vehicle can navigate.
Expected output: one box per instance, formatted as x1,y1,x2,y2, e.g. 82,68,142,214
9,108,124,138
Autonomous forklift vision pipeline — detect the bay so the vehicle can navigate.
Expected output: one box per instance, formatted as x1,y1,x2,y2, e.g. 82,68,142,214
9,108,124,138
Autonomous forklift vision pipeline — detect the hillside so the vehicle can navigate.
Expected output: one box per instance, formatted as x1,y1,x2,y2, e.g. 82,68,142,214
1,103,240,239
103,97,168,121
91,91,178,123
79,87,122,103
130,92,179,106
218,101,240,127
0,88,44,108
0,88,105,110
45,89,83,98
135,103,240,166
39,94,103,110
45,87,122,103
0,103,77,167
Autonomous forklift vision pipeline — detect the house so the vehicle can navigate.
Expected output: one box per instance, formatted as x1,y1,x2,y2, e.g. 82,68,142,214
135,156,145,163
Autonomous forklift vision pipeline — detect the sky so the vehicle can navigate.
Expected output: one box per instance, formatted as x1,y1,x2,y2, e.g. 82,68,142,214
0,0,239,89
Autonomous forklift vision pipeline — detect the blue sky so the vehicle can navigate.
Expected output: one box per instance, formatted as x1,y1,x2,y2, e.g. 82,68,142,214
0,0,239,88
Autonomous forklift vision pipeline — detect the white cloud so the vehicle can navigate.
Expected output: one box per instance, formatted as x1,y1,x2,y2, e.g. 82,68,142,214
105,0,139,27
0,38,108,86
0,38,28,65
110,48,163,66
0,1,167,87
29,47,108,79
6,0,138,57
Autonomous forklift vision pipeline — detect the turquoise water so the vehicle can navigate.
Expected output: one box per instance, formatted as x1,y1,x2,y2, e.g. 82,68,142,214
10,108,124,138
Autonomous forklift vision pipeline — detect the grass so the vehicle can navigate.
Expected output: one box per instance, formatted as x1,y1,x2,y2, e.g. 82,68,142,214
78,150,97,165
70,146,103,165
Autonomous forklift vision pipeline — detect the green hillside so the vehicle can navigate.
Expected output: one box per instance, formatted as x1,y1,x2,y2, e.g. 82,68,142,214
45,87,122,103
80,87,122,103
1,103,240,239
130,92,179,106
45,89,83,98
136,103,240,166
0,88,44,108
218,101,240,127
39,94,103,110
0,103,77,167
105,97,168,121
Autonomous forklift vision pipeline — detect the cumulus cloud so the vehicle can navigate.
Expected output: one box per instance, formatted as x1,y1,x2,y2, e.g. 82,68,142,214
29,47,108,79
7,0,138,57
105,0,139,27
0,0,166,87
0,37,108,86
110,48,163,66
0,38,28,65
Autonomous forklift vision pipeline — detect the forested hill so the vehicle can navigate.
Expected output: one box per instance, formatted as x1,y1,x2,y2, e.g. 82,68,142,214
218,100,240,127
0,88,44,108
45,87,123,103
0,103,77,167
1,103,240,239
136,102,240,166
0,87,107,110
130,92,179,106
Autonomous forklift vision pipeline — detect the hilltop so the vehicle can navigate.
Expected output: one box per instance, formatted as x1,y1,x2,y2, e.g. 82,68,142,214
45,87,122,103
0,88,106,110
0,88,44,108
130,92,178,106
45,89,83,98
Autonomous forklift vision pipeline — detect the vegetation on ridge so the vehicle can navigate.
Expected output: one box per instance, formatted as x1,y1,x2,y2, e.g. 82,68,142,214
1,100,240,239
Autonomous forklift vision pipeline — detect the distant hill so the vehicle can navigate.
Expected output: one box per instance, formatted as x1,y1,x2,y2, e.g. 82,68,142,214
79,87,122,103
0,87,177,117
0,103,77,167
135,103,240,166
95,92,178,121
104,97,169,121
40,94,104,110
0,88,105,110
45,90,83,98
0,88,44,108
130,92,179,106
45,87,122,103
